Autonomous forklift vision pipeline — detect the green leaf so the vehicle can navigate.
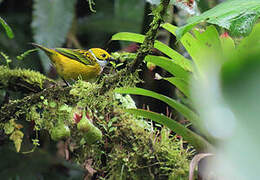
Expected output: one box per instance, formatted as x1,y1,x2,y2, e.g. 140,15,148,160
164,77,190,98
161,23,178,36
32,0,76,72
221,23,260,87
220,33,236,59
238,23,260,52
192,26,224,66
114,87,200,127
176,0,260,39
162,23,205,71
125,109,212,151
111,32,193,72
163,23,222,75
144,55,190,81
229,12,259,37
193,25,222,54
9,130,24,152
221,24,260,85
112,32,144,44
162,23,202,65
0,17,14,39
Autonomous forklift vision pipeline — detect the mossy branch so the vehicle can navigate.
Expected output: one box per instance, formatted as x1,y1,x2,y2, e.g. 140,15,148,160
130,0,170,72
0,65,70,123
0,86,74,123
0,66,56,93
0,66,137,123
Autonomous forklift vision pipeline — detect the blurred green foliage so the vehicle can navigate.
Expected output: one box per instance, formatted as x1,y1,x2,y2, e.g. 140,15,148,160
32,0,76,72
194,23,260,179
0,147,85,179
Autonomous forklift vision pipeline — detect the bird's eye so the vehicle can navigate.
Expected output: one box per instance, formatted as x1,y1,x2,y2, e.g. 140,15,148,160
101,54,106,58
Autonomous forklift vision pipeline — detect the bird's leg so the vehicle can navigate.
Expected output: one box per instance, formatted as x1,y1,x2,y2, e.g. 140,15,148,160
62,77,71,87
96,75,102,84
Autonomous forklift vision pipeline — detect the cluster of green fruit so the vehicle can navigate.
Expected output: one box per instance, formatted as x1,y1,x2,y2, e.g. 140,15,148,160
50,111,102,145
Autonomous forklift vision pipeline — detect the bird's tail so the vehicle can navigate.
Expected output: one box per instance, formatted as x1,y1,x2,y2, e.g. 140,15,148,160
31,43,55,56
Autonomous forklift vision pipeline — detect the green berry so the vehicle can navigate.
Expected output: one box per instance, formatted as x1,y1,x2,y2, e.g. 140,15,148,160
77,112,102,145
50,124,71,141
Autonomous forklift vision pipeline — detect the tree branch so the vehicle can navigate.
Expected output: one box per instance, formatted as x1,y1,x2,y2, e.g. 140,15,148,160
0,65,56,93
100,0,170,92
0,86,74,123
130,0,170,72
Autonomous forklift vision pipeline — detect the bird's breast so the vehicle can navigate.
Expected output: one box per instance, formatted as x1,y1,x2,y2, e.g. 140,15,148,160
51,53,101,81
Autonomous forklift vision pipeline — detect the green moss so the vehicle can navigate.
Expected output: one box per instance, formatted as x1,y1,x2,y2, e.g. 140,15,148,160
0,65,53,89
70,80,103,109
26,96,73,138
24,79,192,179
111,52,137,63
155,128,193,180
59,79,192,179
1,66,192,179
105,111,192,180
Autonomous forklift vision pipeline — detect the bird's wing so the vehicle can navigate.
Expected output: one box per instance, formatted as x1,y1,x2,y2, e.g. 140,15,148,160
55,48,94,65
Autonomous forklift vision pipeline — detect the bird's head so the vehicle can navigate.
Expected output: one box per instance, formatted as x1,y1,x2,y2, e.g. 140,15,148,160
88,48,114,69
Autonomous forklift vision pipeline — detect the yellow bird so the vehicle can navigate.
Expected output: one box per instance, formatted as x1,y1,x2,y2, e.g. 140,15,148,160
32,43,113,83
